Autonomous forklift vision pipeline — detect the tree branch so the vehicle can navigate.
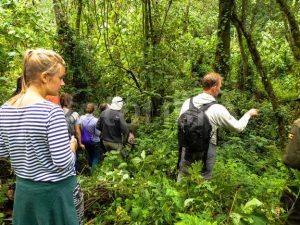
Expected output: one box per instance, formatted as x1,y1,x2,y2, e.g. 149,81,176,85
110,64,143,93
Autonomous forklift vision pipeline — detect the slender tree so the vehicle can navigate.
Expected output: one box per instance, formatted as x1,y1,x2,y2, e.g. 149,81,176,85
183,0,190,33
75,0,83,35
52,0,87,102
235,0,249,90
214,0,234,79
142,0,173,118
231,5,286,148
276,0,300,60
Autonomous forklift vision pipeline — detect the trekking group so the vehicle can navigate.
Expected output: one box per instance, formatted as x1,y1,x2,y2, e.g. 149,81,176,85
58,93,133,174
0,49,133,225
0,48,298,224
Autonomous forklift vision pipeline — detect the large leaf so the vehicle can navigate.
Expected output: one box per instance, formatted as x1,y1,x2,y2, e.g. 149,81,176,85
242,198,263,214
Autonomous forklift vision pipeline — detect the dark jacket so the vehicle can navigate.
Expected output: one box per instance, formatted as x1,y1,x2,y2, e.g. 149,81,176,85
96,109,129,144
283,118,300,170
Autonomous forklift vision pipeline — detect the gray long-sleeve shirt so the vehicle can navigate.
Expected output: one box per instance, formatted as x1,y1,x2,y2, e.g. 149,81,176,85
180,93,251,145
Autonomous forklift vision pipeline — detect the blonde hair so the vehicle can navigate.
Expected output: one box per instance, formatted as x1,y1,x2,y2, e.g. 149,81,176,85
202,72,223,90
9,49,65,104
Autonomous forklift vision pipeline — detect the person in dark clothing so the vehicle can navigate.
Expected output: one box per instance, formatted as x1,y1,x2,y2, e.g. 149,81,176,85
98,103,110,156
96,96,129,151
281,118,300,225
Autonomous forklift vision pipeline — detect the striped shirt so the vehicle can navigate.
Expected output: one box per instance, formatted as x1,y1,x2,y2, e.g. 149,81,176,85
0,101,76,182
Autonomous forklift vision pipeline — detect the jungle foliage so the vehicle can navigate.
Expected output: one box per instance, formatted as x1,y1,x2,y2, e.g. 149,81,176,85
0,0,300,224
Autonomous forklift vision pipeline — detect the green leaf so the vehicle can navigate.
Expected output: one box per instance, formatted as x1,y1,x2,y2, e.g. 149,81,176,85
131,207,141,218
131,157,142,165
249,214,268,225
141,150,146,159
242,198,263,214
184,198,194,208
8,51,17,57
231,212,242,225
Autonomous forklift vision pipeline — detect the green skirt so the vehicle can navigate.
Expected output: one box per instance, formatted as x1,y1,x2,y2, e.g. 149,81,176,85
13,176,83,225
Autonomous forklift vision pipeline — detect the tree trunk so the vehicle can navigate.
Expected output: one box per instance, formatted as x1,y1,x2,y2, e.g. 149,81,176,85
53,0,76,69
75,0,83,35
236,0,249,90
142,0,170,119
214,0,234,79
143,0,151,58
53,0,87,103
236,26,249,90
249,1,260,33
231,9,286,148
276,0,300,60
183,0,190,33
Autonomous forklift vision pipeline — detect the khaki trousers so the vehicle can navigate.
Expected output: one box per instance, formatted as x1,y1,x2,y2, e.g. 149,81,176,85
103,141,122,151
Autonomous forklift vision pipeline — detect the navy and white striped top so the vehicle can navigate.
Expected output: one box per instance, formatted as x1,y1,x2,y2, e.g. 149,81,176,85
0,101,76,182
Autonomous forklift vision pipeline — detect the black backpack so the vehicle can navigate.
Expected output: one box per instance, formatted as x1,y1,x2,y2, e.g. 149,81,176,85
178,97,216,164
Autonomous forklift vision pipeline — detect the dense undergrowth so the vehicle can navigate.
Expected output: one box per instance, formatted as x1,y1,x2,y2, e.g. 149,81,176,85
0,0,299,224
77,90,295,224
0,89,298,224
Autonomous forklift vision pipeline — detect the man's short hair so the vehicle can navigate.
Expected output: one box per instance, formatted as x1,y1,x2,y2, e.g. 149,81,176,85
85,103,95,114
99,103,109,112
202,72,223,90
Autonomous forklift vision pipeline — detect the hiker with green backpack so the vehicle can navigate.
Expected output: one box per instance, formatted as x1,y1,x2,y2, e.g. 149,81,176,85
177,72,258,181
60,93,84,173
60,93,84,148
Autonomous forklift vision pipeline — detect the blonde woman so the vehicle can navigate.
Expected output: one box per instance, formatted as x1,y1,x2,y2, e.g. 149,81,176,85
0,49,83,225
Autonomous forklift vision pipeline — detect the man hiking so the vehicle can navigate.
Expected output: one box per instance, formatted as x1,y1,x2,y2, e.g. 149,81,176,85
96,96,129,152
178,72,258,181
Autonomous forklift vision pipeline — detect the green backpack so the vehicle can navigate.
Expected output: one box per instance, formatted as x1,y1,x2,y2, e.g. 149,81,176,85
65,110,76,138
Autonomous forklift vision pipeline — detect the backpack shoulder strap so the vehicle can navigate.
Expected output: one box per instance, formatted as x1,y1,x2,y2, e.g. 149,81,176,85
83,117,93,127
188,97,197,110
65,109,73,118
87,117,93,125
200,101,217,112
